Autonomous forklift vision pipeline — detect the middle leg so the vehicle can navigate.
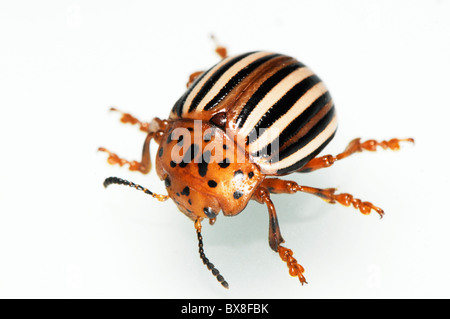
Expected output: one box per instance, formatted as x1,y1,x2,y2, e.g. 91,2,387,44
252,187,307,285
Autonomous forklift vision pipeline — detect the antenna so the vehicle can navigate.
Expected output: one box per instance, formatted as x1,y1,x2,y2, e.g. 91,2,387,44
103,176,169,202
195,219,229,289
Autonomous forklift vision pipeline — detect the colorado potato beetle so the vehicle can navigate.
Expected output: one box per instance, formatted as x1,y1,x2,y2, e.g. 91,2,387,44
99,40,413,289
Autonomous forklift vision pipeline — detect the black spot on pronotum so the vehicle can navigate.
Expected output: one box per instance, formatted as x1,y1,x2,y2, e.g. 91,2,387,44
203,132,212,142
198,162,208,177
183,144,200,163
202,150,212,163
181,186,190,196
178,161,188,168
188,199,192,205
207,180,217,188
170,160,176,168
180,144,199,168
166,131,173,143
198,150,211,177
203,207,217,218
248,171,254,179
158,147,163,157
177,135,184,146
233,190,243,200
218,158,230,168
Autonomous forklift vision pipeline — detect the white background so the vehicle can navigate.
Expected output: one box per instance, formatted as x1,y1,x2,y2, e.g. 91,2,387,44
1,0,449,299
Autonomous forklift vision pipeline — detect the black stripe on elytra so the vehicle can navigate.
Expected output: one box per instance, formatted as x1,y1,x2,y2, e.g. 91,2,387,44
276,130,336,175
275,107,336,164
247,74,322,144
277,91,332,151
172,70,209,117
251,91,332,158
187,52,256,113
235,62,304,129
202,53,282,111
251,136,280,159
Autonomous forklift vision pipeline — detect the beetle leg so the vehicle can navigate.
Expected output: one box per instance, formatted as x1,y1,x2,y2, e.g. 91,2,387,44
185,37,228,88
98,132,154,174
210,34,228,59
109,107,168,133
252,187,284,251
252,186,307,285
186,71,204,88
298,137,414,173
261,178,384,218
99,128,166,174
99,110,169,173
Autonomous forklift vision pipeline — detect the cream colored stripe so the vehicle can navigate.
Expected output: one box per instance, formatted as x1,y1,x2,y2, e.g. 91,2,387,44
263,115,337,172
239,66,315,138
249,82,328,154
181,55,234,115
195,51,274,112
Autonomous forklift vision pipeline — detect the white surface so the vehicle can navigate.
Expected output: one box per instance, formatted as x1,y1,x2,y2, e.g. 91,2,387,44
0,0,449,299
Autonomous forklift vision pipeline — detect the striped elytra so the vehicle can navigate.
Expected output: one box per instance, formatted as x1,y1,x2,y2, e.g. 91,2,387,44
170,51,337,176
100,45,412,288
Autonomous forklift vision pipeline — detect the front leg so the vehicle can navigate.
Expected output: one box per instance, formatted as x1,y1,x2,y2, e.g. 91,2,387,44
98,112,168,174
252,187,284,251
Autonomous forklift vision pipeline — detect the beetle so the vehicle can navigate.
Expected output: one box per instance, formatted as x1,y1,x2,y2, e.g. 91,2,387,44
99,40,413,289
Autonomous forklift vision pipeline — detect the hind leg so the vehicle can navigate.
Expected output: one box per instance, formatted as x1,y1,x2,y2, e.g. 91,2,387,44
185,35,228,87
252,187,307,285
261,178,384,218
298,137,414,173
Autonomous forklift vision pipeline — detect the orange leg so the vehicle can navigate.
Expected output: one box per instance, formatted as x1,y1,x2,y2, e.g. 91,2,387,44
261,178,384,218
298,137,414,173
252,187,307,285
185,35,228,88
109,107,168,133
98,133,154,174
210,34,228,59
99,111,168,174
186,71,204,88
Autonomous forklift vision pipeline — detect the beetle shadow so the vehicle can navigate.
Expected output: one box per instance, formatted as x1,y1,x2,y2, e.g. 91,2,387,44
205,171,334,252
